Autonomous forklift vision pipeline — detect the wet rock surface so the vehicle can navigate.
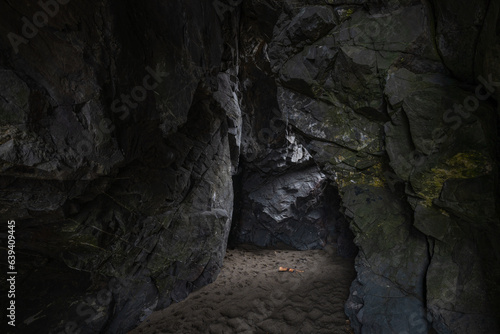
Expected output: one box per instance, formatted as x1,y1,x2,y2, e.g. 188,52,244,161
0,0,499,333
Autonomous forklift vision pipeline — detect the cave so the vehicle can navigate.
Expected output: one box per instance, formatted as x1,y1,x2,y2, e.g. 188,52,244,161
1,0,499,333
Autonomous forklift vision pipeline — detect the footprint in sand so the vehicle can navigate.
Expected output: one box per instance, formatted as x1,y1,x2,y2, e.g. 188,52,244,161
130,247,356,334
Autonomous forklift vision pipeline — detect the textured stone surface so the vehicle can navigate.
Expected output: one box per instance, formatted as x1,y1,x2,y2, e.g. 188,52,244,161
0,1,240,333
234,163,330,250
253,0,500,333
0,0,499,333
229,1,354,252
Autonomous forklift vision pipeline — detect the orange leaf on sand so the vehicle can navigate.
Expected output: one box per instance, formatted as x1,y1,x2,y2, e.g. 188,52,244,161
278,266,304,273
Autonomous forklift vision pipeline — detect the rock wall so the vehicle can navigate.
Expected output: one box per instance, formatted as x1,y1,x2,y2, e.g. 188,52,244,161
229,0,356,252
237,0,499,333
0,0,499,333
0,1,241,332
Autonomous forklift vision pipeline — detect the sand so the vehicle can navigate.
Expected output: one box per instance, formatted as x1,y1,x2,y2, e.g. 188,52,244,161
130,244,356,334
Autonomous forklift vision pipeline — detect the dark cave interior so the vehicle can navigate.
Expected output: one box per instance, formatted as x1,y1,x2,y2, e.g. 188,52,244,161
1,0,500,333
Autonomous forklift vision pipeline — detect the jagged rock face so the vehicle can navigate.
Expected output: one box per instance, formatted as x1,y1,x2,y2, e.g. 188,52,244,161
244,0,499,333
0,1,499,334
228,0,353,251
0,1,240,333
233,162,332,250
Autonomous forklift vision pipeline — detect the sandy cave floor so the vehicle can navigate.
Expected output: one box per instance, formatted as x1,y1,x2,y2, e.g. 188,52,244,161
130,244,356,334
